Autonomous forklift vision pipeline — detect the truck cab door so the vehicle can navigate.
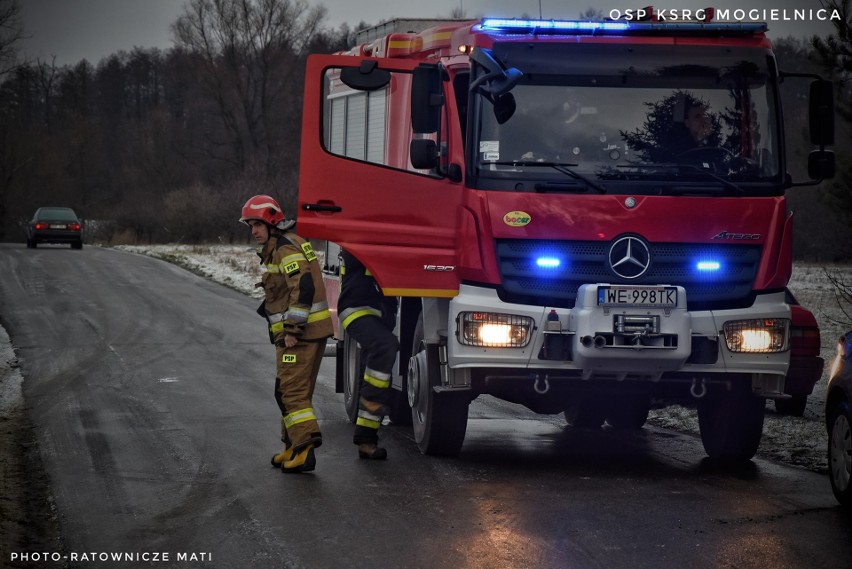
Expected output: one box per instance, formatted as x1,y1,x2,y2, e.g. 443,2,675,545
298,54,463,298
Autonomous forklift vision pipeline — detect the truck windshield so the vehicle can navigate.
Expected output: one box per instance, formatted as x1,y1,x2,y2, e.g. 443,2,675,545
473,43,781,195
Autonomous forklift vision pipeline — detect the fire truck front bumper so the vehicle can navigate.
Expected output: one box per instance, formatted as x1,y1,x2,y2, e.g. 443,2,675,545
447,284,790,393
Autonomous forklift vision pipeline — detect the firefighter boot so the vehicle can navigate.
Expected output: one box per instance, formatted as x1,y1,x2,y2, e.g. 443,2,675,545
272,418,293,467
282,445,316,473
358,443,388,460
270,447,293,468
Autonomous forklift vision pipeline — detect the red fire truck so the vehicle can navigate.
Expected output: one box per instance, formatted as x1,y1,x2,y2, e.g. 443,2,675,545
298,14,835,460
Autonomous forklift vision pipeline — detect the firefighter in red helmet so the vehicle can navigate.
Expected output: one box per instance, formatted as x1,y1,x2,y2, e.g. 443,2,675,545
240,194,333,473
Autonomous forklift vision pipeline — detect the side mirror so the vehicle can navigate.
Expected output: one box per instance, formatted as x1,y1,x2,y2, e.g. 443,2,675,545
411,64,443,134
809,79,834,146
808,150,835,181
469,48,523,97
340,61,391,91
410,139,439,170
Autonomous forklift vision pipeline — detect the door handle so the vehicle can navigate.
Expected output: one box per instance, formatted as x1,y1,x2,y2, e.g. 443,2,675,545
302,202,342,213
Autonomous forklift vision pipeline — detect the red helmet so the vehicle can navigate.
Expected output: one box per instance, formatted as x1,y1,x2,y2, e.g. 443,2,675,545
240,195,285,226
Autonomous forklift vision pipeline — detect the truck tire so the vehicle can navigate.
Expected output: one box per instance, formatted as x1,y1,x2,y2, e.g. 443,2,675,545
563,398,606,429
410,313,468,456
774,395,807,417
697,380,765,461
387,384,412,426
606,394,651,430
342,333,362,424
827,399,852,507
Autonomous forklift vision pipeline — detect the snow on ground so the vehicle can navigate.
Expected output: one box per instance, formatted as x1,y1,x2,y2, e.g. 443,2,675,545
115,245,852,473
115,244,266,299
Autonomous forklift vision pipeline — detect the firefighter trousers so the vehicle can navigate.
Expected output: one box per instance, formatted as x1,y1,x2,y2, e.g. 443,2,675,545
346,315,399,445
274,339,326,452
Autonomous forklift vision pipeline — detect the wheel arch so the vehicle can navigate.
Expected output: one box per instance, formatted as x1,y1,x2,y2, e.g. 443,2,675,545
825,384,850,431
396,297,450,383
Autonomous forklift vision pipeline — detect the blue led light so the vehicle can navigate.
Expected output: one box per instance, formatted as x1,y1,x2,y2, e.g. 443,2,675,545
696,261,721,272
480,19,631,32
536,257,561,269
478,18,766,35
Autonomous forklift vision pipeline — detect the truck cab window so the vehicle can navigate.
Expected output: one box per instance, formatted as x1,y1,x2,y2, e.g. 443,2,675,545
322,67,439,176
473,44,781,195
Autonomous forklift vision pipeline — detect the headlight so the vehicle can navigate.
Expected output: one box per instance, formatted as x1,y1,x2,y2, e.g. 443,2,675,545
458,312,533,347
723,318,789,353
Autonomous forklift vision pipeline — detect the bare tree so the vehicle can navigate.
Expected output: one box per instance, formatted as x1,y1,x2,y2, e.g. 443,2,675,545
811,0,852,261
0,0,23,76
35,57,58,132
824,269,852,328
813,0,851,123
172,0,326,176
449,7,467,19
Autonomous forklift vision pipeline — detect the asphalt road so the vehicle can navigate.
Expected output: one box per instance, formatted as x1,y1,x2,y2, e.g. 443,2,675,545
1,243,851,569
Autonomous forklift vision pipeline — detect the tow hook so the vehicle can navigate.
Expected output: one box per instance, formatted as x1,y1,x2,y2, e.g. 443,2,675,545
534,375,550,395
690,377,708,399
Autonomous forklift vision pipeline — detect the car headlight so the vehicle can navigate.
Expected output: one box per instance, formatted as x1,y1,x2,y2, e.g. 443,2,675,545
723,318,789,353
458,312,533,347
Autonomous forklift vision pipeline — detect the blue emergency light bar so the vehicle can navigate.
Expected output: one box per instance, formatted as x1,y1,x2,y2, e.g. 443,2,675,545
479,18,767,35
481,19,630,32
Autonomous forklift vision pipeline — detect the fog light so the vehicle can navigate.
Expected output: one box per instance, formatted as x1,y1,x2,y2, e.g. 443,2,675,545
723,319,789,353
458,312,533,347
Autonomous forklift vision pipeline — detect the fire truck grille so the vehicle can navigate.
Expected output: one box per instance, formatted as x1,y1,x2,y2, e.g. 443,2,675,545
494,239,762,310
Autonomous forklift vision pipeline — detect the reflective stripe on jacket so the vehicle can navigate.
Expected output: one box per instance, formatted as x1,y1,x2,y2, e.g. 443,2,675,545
258,231,333,343
338,249,398,330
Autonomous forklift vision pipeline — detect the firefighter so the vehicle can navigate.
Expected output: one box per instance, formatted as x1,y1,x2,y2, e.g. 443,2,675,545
682,101,713,147
240,194,333,473
338,249,399,459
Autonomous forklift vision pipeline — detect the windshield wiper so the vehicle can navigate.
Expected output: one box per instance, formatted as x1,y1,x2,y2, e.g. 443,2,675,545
491,161,607,193
619,162,744,195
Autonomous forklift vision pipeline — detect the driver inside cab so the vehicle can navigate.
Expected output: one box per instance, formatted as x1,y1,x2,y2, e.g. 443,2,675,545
669,97,720,153
683,102,713,147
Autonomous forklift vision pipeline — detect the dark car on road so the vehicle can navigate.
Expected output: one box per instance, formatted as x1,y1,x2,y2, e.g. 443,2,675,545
778,289,824,416
826,330,852,508
26,207,83,249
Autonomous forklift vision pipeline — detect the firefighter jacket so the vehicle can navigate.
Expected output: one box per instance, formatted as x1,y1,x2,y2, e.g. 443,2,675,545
338,249,398,331
256,230,333,344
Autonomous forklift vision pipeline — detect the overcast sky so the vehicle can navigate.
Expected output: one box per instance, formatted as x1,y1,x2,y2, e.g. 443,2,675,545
19,0,839,66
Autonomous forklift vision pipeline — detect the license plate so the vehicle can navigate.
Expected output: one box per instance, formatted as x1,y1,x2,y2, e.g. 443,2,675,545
598,286,677,307
49,224,67,229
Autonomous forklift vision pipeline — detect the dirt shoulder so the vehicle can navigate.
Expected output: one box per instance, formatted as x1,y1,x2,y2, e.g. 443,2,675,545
0,326,63,568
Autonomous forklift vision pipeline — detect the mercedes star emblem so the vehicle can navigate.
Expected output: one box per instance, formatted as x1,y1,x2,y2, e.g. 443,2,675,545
608,236,651,279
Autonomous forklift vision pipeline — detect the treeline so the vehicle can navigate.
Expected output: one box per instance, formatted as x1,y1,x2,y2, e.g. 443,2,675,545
0,0,357,244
